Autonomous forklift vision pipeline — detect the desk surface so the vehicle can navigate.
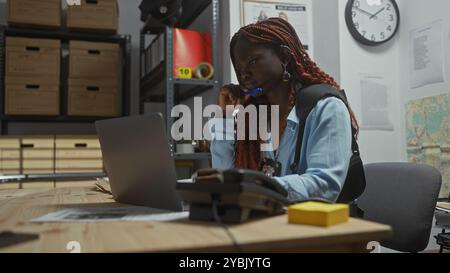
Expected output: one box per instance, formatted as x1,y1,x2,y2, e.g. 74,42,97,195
0,186,392,253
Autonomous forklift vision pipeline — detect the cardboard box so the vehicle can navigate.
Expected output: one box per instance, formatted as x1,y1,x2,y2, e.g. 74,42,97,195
55,136,101,149
22,160,54,169
5,76,60,116
0,169,21,175
6,37,60,78
21,136,54,171
55,136,102,159
55,136,103,172
56,159,103,169
0,138,21,175
7,0,61,28
1,160,21,170
56,149,102,159
67,0,118,33
0,138,21,158
69,40,119,79
68,78,119,117
22,149,53,159
21,137,54,148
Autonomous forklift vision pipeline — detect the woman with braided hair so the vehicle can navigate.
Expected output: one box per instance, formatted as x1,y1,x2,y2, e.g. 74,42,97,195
209,18,359,202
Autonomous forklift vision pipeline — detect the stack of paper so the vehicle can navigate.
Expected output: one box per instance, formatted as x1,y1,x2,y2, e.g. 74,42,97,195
436,202,450,213
95,178,112,195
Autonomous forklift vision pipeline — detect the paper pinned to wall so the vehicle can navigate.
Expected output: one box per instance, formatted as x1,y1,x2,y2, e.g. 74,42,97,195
242,1,313,56
410,20,445,89
360,74,394,131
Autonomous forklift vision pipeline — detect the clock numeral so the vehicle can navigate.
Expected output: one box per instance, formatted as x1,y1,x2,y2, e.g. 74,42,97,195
380,32,385,40
352,11,356,18
362,30,367,37
389,14,394,21
371,34,376,41
354,22,359,29
387,3,391,11
387,25,392,32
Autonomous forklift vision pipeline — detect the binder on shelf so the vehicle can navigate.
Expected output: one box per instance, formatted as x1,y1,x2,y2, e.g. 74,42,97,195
173,28,212,79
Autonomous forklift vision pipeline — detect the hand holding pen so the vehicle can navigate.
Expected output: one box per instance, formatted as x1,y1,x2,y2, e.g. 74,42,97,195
218,84,264,118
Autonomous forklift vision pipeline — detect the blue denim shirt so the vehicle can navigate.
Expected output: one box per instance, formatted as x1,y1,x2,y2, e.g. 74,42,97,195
208,97,352,202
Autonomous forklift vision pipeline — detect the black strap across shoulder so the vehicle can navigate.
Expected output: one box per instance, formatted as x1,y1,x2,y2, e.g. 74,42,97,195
289,84,366,205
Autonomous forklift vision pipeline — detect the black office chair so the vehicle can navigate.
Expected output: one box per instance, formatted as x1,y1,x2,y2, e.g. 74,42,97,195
358,163,442,252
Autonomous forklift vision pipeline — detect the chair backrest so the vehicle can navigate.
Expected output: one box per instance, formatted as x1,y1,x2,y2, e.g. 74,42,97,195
358,163,442,252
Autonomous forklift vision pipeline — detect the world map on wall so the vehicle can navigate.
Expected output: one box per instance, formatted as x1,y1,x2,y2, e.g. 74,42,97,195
406,93,450,198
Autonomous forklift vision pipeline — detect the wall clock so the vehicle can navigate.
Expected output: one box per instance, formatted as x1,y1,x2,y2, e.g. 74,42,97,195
345,0,400,46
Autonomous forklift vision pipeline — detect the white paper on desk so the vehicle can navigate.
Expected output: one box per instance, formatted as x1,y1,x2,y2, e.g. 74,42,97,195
31,207,189,223
177,178,193,183
410,20,445,89
360,75,394,131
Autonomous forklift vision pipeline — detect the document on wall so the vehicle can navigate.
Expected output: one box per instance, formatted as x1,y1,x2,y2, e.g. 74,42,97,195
242,1,313,56
31,207,189,223
410,20,445,88
360,74,394,131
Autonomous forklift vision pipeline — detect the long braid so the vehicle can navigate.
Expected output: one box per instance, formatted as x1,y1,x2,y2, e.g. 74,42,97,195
230,18,359,170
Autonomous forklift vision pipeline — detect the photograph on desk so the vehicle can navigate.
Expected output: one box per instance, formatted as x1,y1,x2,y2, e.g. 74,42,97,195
0,0,449,261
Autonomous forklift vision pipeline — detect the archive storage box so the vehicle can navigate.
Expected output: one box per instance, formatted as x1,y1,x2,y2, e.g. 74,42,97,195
20,137,55,188
55,136,103,173
6,37,61,78
68,78,119,117
69,40,119,79
0,137,21,175
7,0,61,28
5,77,60,115
67,0,118,33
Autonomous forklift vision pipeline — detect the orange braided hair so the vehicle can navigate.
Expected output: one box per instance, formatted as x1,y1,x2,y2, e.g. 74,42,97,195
230,18,359,170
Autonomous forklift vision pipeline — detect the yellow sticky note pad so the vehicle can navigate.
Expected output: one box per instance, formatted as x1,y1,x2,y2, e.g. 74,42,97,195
288,202,349,227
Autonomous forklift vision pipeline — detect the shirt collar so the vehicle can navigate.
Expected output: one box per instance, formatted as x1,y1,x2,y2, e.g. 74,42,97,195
287,106,299,124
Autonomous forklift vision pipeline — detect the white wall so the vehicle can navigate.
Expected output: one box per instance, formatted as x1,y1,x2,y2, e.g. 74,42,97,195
337,0,404,164
223,0,314,84
397,0,450,161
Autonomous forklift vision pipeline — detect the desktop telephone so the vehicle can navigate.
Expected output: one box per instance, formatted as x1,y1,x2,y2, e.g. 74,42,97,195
176,168,292,223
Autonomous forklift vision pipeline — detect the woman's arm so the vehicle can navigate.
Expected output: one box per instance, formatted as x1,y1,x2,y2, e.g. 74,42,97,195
275,98,353,202
209,84,247,169
209,118,236,170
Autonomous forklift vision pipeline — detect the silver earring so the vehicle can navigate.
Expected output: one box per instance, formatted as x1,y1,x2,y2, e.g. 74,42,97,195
282,64,291,82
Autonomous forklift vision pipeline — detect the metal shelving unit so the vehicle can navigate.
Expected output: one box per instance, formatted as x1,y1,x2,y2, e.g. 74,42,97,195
139,0,220,159
0,26,132,135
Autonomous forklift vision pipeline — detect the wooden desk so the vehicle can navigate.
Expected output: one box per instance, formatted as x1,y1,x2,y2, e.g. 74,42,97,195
0,187,391,253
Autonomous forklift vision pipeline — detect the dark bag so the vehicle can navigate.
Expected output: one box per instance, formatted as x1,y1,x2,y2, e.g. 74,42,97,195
290,84,366,216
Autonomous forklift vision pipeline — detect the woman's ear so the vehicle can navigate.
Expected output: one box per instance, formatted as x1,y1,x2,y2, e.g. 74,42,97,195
279,45,293,67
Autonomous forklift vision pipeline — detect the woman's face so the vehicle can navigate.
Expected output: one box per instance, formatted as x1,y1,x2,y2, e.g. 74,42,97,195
232,38,285,94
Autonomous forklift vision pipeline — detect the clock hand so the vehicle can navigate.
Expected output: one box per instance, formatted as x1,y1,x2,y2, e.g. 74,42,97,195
354,6,377,19
370,7,385,19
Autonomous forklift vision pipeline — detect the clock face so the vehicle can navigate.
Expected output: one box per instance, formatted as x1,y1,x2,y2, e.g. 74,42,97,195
345,0,400,46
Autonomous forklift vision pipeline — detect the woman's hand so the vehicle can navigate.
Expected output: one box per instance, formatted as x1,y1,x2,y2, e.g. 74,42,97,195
218,84,248,117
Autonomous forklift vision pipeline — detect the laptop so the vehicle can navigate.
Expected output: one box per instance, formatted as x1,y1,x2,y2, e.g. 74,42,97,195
95,113,183,212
